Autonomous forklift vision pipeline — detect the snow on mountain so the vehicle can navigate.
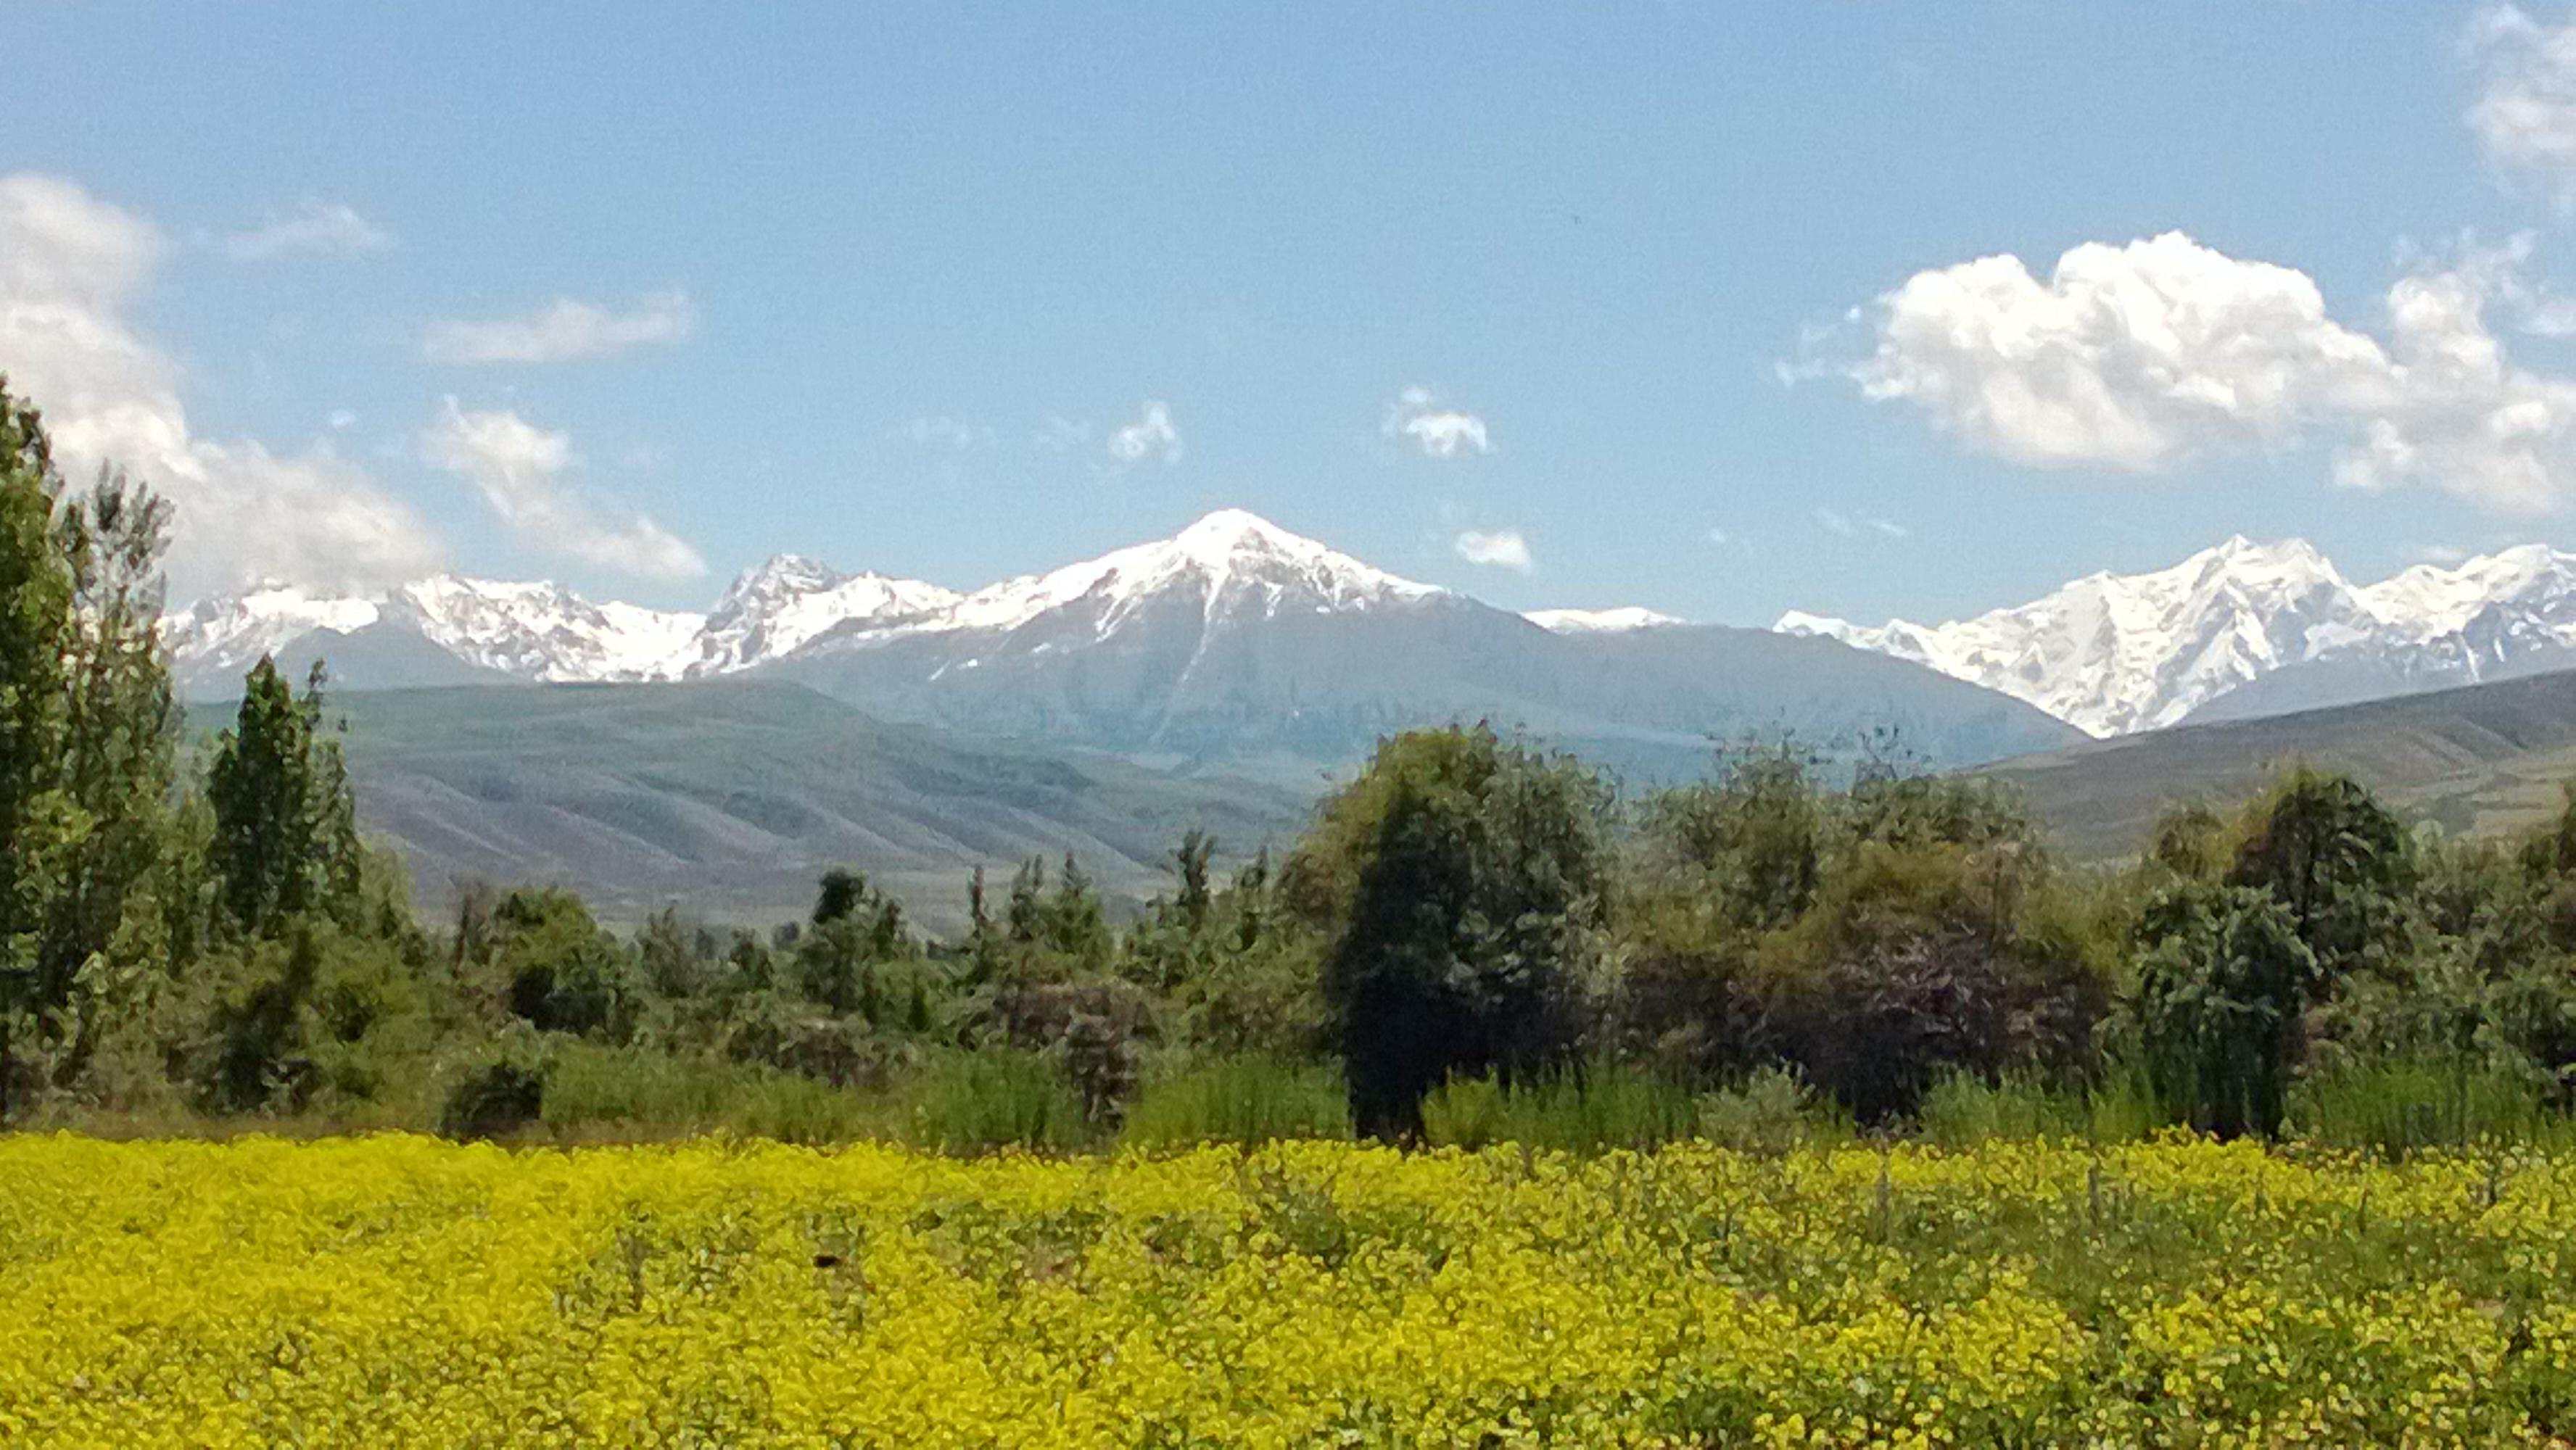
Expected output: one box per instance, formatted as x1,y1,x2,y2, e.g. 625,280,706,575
680,555,962,676
1524,605,1686,634
1778,536,2576,737
386,576,705,682
167,510,1450,695
922,508,1445,640
165,585,387,681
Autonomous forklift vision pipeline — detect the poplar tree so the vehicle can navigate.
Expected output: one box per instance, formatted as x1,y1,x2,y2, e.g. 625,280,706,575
207,658,360,938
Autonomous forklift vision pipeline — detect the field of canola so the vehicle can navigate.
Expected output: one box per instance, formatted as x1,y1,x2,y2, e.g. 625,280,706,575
5,1135,2576,1447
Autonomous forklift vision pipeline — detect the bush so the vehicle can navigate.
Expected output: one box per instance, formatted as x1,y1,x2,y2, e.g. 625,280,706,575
1121,1055,1351,1148
492,889,635,1040
1754,841,2100,1122
1696,1066,1851,1153
437,1043,546,1141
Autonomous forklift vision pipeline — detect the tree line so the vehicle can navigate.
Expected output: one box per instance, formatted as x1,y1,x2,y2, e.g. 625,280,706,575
7,376,2576,1145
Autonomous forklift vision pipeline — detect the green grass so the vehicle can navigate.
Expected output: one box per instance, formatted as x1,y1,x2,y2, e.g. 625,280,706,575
535,1042,895,1143
1420,1061,1704,1153
1121,1054,1350,1148
1917,1069,2089,1148
2287,1051,2562,1159
903,1048,1091,1154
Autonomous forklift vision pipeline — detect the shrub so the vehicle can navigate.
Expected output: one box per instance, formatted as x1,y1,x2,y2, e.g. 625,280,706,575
1696,1065,1851,1153
1754,841,2100,1122
437,1040,546,1141
492,889,635,1040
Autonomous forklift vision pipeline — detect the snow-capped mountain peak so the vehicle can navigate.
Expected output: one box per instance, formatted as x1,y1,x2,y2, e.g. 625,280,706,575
163,584,387,680
1779,535,2576,737
1524,606,1687,634
924,509,1447,641
386,575,706,682
684,553,962,675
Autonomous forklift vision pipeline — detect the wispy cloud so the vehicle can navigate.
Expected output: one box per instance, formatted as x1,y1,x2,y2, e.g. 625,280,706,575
1384,385,1491,458
899,415,994,450
0,173,441,595
423,398,705,579
421,290,695,365
2469,4,2576,212
1107,400,1183,465
1453,528,1532,571
1034,415,1092,453
226,200,391,261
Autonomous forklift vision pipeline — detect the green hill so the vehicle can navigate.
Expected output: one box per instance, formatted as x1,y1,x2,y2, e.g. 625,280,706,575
189,681,1319,932
1986,666,2576,860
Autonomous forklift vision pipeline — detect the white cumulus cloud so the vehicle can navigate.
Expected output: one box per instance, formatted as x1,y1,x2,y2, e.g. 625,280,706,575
424,399,705,579
226,200,392,261
1453,528,1532,571
1384,386,1491,457
0,173,442,596
1817,229,2576,515
1107,400,1182,465
421,291,695,365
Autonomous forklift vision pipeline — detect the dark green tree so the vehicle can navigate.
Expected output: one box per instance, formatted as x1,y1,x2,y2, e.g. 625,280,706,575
0,386,186,1113
2133,880,2316,1138
492,888,634,1039
205,658,360,939
0,386,75,1110
1172,829,1214,935
2226,766,2413,985
1305,726,1610,1138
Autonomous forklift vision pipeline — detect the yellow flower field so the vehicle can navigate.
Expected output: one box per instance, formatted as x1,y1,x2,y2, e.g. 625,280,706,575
3,1133,2573,1446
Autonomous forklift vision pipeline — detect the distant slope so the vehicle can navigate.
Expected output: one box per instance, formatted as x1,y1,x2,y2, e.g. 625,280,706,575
771,594,2084,782
1986,666,2576,860
189,682,1316,931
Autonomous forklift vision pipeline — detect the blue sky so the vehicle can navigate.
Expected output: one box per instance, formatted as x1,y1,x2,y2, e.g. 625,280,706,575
12,3,2576,626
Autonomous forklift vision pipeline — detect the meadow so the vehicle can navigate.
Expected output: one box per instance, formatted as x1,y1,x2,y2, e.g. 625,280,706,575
7,1131,2576,1447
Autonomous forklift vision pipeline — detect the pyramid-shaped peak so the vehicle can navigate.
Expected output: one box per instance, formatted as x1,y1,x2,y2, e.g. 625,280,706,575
2202,534,2324,563
740,552,843,586
712,553,847,608
1171,508,1316,555
2175,534,2340,589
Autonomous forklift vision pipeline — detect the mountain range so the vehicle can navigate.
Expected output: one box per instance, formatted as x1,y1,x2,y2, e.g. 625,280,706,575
1778,536,2576,737
170,509,2079,778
